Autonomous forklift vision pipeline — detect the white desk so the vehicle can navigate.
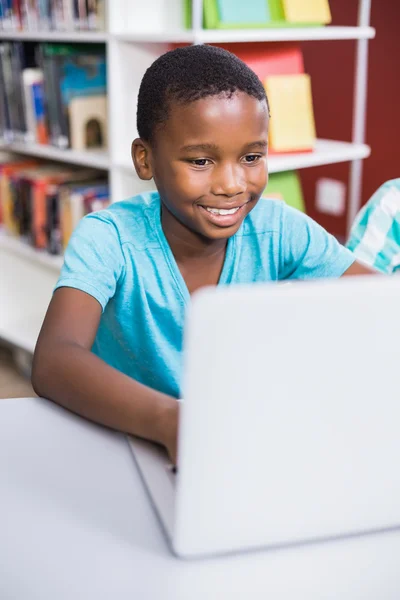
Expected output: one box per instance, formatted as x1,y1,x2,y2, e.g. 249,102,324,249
1,397,400,599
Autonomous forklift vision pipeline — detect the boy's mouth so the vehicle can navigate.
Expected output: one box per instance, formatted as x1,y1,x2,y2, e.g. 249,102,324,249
204,206,240,216
198,202,248,228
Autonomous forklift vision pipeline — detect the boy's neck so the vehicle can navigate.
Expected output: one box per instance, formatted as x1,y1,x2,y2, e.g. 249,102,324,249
161,205,227,264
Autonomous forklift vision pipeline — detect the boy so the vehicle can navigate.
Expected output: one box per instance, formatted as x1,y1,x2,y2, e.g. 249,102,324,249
32,45,371,464
347,179,400,273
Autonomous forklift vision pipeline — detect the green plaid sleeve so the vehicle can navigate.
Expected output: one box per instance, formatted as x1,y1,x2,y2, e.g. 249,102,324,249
347,179,400,274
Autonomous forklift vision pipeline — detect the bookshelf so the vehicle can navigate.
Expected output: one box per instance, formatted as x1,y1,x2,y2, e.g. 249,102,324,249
0,0,374,355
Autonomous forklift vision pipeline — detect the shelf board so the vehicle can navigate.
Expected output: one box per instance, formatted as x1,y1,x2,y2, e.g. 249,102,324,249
0,30,108,42
0,141,110,169
268,140,371,173
116,140,371,175
0,229,63,271
114,26,375,44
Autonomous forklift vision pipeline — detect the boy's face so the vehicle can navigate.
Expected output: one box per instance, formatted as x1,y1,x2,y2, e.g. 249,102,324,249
133,91,269,241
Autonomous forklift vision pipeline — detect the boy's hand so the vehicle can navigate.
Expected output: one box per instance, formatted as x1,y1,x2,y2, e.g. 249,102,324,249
159,400,180,466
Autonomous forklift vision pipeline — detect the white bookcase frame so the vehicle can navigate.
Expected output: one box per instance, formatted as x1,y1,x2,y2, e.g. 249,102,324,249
0,0,373,353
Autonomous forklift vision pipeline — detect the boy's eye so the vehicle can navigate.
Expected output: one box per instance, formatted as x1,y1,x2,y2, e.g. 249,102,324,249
243,154,261,163
189,158,212,167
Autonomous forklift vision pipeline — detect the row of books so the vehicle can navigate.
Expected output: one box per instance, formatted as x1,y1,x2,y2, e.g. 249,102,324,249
0,0,105,31
0,154,109,254
185,0,331,30
0,41,107,150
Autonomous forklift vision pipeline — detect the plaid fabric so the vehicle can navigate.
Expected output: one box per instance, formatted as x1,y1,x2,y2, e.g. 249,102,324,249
347,179,400,274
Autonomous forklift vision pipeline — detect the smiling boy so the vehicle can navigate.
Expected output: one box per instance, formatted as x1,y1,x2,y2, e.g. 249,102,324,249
32,45,371,464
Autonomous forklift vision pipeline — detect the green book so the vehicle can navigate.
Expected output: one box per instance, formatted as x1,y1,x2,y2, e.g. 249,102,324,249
264,170,305,212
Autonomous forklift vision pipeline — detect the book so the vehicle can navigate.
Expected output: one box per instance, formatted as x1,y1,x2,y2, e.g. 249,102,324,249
282,0,331,24
217,43,304,81
265,74,316,153
265,171,305,212
68,94,107,150
216,0,270,26
31,78,49,144
22,68,44,142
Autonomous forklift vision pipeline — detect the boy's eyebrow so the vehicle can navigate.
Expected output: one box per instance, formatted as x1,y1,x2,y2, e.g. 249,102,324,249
180,140,268,152
244,140,268,150
180,143,219,152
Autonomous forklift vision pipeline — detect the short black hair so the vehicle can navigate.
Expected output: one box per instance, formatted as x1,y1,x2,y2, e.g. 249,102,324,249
137,44,269,143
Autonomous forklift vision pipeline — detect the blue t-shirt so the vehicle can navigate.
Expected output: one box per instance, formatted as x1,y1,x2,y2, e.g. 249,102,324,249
56,191,355,398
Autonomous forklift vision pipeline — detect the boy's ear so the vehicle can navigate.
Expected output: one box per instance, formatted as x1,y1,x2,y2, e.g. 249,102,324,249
131,138,153,180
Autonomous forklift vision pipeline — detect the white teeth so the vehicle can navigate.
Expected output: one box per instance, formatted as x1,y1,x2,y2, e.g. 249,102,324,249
205,207,240,215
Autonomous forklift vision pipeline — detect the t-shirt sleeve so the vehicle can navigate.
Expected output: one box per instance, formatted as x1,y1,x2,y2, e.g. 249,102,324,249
55,211,125,311
279,204,355,280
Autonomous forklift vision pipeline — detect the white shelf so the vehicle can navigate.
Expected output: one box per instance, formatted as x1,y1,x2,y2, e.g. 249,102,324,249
0,229,63,271
116,140,371,176
0,30,108,42
114,26,375,44
0,141,110,169
268,140,371,173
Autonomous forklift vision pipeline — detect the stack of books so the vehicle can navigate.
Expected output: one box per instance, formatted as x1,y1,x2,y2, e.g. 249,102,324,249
0,42,108,151
185,0,331,29
0,0,106,32
0,155,109,254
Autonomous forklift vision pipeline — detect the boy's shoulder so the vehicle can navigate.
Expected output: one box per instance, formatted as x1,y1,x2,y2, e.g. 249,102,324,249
86,190,161,248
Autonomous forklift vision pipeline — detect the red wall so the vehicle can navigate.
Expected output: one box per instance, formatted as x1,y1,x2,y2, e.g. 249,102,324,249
300,0,400,239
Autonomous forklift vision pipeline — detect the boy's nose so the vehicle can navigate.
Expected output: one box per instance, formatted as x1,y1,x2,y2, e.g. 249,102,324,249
211,164,246,197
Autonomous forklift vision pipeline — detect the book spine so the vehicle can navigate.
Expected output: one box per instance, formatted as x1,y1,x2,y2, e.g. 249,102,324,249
3,0,13,29
32,80,48,144
32,180,48,249
62,0,73,30
72,0,79,28
22,70,38,142
53,56,69,148
46,186,62,255
2,44,18,139
12,42,26,138
12,0,22,29
77,0,86,29
39,47,64,146
23,0,39,30
0,47,9,139
38,0,50,29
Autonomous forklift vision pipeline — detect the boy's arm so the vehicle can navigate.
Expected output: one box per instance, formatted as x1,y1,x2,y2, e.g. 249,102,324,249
32,287,179,464
342,261,377,276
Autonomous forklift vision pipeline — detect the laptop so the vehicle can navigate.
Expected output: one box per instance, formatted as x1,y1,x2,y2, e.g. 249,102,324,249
128,275,400,558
